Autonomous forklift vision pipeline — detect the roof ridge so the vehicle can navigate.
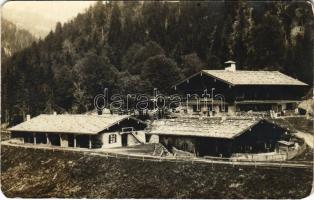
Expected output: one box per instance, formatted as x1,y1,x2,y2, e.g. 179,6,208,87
8,113,138,134
202,69,281,72
200,70,307,86
38,114,130,117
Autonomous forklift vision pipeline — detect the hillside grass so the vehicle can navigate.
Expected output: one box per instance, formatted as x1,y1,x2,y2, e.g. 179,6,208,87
284,117,313,134
1,145,313,198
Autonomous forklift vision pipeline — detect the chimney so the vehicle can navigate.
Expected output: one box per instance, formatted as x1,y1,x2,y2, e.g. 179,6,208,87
224,60,236,72
26,114,31,121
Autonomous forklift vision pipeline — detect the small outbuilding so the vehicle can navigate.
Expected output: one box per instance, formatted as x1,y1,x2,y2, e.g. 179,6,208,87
8,114,147,149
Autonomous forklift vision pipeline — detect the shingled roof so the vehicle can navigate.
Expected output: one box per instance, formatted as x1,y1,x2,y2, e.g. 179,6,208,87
149,117,261,139
203,70,307,86
174,70,308,87
149,117,290,139
8,114,145,134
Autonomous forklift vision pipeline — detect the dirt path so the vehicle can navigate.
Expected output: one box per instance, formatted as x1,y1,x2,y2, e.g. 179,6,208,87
295,131,314,149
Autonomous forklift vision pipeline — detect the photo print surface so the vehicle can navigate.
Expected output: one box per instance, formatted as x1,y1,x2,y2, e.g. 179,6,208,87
1,1,313,199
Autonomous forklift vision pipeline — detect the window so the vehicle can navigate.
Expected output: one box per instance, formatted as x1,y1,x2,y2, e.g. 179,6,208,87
122,127,134,133
109,134,117,144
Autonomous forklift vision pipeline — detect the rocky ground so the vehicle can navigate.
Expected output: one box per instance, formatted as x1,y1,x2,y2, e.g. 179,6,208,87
1,145,313,198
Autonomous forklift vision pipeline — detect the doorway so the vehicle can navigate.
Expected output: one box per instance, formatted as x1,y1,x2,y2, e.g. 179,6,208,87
48,134,60,146
122,134,128,146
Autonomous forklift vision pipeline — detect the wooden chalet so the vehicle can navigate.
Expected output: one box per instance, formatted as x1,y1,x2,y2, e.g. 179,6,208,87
147,117,293,157
173,61,308,115
8,114,147,149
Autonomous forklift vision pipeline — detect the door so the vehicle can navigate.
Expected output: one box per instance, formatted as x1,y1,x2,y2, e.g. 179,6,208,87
122,134,128,146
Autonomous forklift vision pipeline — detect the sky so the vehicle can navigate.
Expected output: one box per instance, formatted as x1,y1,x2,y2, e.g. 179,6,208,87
2,1,98,38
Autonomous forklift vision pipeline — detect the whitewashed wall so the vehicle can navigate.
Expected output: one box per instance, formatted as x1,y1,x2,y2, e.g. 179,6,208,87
148,134,159,143
127,131,146,146
101,132,122,148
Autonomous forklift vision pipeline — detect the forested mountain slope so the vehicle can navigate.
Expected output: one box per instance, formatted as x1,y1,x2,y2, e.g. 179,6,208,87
1,19,36,62
1,1,313,123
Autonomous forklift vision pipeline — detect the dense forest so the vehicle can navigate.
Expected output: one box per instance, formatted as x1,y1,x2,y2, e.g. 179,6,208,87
1,1,313,123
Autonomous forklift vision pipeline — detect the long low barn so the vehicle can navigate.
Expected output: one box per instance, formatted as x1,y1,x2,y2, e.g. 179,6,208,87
147,117,294,157
8,114,147,149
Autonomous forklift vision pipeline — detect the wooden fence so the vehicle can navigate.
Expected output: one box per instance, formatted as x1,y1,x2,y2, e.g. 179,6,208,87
230,143,307,162
2,141,312,169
